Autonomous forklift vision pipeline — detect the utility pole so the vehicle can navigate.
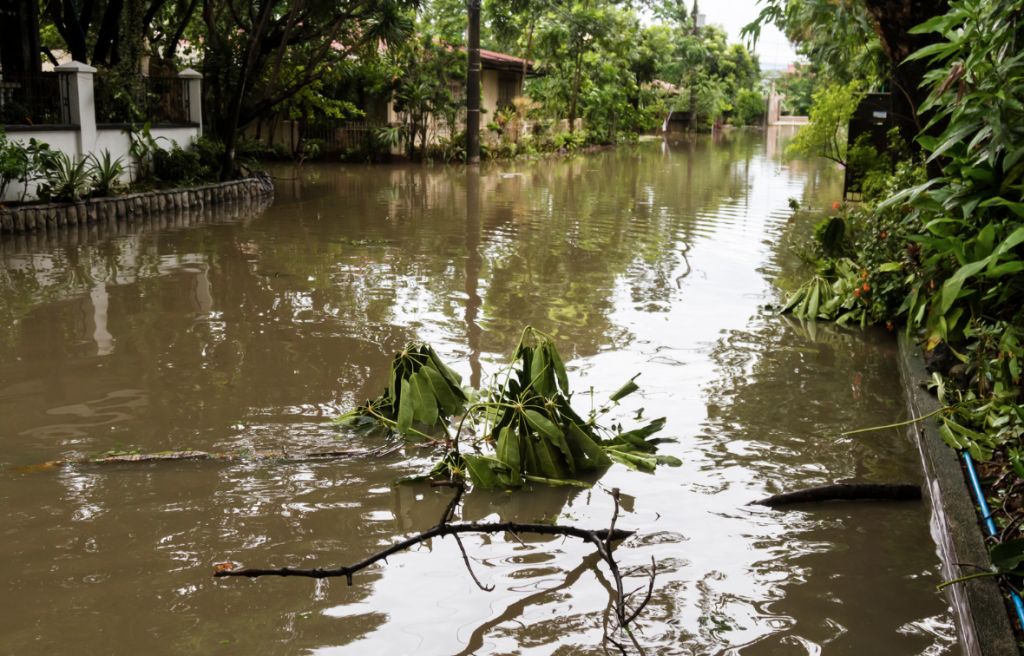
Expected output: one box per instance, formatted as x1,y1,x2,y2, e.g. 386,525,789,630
467,0,481,165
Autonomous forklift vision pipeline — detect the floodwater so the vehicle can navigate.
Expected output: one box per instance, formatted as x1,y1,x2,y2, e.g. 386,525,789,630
0,129,955,655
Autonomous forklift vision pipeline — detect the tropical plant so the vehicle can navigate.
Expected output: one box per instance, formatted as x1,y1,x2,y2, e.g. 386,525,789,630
125,122,167,183
86,150,127,197
335,327,679,489
36,151,91,203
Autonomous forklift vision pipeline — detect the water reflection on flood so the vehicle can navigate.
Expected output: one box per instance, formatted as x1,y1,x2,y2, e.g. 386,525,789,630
0,129,954,655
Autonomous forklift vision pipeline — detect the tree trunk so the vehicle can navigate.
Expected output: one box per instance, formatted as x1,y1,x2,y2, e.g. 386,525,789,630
688,85,697,133
521,18,535,97
0,0,41,73
163,0,199,59
861,0,952,151
91,0,124,65
567,48,584,134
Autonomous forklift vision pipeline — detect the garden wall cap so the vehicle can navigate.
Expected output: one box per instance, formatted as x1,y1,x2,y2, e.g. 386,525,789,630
55,61,98,73
178,68,203,79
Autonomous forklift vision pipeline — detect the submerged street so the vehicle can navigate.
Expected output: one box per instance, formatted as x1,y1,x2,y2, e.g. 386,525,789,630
0,130,954,655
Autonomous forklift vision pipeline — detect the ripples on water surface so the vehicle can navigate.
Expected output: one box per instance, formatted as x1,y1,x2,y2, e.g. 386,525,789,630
0,129,955,655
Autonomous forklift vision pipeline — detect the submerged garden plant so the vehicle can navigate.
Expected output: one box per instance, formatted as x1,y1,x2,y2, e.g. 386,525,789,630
335,326,679,489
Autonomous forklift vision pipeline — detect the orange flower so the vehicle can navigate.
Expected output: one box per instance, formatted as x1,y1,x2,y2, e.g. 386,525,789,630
863,283,870,291
854,289,860,296
861,270,867,280
833,202,841,210
881,232,887,238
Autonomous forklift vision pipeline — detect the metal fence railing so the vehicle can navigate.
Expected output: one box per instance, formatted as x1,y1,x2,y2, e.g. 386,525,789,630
0,71,71,126
302,122,405,153
94,75,191,125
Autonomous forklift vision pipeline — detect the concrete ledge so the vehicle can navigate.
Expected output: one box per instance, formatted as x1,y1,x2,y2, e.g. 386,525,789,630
898,332,1019,656
0,174,274,235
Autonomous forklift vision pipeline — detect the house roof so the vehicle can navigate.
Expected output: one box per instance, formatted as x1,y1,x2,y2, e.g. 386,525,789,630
478,49,534,74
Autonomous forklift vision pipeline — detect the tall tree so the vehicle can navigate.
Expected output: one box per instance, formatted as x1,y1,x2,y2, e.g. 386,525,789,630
0,0,42,73
198,0,417,179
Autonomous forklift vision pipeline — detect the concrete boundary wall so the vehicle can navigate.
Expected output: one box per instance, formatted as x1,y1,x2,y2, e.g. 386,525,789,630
2,62,203,203
0,177,273,235
897,332,1019,656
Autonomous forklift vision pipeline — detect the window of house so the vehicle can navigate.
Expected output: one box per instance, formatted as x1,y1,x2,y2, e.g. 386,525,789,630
498,72,518,110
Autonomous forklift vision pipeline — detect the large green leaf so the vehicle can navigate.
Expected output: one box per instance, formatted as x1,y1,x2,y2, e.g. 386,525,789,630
567,422,612,468
530,346,553,397
426,344,465,395
410,370,439,426
523,409,564,441
606,449,657,471
614,431,659,453
523,474,590,488
420,364,462,416
991,539,1024,572
524,409,573,471
547,342,570,394
463,454,504,489
496,426,522,485
531,433,569,479
610,374,640,402
397,378,414,434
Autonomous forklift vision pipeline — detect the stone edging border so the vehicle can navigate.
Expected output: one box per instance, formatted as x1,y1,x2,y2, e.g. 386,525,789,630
0,175,274,235
898,332,1019,656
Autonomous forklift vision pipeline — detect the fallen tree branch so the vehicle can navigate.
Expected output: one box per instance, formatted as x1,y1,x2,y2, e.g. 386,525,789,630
213,521,633,582
749,483,922,507
214,482,648,629
454,533,495,592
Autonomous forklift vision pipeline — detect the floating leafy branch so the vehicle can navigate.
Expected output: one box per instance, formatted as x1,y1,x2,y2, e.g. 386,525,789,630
335,327,680,489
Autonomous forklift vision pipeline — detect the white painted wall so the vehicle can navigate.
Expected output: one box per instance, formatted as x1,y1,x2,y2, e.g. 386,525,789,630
482,70,500,121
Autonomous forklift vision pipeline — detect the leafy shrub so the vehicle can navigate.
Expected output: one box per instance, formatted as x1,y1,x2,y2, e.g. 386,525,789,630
554,130,586,152
194,135,225,173
733,89,765,126
0,127,30,203
152,142,207,186
299,138,327,160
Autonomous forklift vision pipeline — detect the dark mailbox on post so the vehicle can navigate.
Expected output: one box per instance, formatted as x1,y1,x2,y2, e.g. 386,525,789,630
844,92,893,201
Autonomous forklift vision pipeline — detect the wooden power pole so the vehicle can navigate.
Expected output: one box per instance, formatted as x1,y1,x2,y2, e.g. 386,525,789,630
467,0,481,165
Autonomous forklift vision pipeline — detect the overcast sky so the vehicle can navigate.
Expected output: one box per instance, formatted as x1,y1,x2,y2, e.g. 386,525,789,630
647,0,800,70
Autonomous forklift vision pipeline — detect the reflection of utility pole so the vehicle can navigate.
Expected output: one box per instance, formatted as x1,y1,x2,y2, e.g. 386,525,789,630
465,167,482,388
688,1,704,132
467,0,481,165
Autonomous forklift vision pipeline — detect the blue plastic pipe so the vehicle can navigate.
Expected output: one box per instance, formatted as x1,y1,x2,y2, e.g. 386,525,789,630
961,450,1024,627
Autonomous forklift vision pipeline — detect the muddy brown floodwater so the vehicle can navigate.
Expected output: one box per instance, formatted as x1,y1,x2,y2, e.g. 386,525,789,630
0,129,956,655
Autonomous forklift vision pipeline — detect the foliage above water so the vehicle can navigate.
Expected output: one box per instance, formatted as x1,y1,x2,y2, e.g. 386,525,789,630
335,327,680,489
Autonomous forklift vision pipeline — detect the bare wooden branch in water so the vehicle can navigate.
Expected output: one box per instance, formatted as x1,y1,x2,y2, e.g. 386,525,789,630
214,482,651,629
25,445,396,469
749,483,922,507
212,521,633,580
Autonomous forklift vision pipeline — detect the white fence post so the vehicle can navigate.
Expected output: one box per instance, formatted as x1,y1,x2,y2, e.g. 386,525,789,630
178,68,203,134
54,61,97,159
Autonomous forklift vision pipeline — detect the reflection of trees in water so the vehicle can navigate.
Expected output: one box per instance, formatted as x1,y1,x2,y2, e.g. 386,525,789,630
261,137,767,365
0,197,423,450
700,316,916,494
474,133,763,358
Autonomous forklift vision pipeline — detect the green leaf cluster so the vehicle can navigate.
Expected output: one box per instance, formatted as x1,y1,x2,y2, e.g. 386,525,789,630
336,327,680,490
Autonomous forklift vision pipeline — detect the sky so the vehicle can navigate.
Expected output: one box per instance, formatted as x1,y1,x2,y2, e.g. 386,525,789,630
647,0,801,71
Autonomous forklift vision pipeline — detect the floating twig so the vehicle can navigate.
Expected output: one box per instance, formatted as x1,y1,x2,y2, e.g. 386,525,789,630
23,446,387,470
